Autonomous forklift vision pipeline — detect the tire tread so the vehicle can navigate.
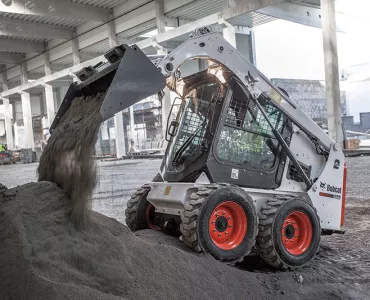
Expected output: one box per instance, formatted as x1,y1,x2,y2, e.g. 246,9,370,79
256,195,319,269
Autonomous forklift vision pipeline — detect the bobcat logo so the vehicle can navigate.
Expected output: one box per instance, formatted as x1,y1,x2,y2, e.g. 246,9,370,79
320,181,326,189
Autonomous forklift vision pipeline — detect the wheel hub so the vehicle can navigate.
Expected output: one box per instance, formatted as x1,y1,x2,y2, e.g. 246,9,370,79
284,224,295,239
281,211,313,256
215,216,228,232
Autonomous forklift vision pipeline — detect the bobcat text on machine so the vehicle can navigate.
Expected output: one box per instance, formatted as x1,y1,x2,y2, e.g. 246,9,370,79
51,27,347,269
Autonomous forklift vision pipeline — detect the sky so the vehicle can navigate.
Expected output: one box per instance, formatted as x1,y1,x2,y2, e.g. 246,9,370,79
253,0,370,121
253,0,370,79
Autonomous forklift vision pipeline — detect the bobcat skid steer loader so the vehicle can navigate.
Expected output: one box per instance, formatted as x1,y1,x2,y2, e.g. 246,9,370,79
52,27,347,269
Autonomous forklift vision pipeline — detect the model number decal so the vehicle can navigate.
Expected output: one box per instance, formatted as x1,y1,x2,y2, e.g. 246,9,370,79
319,192,341,199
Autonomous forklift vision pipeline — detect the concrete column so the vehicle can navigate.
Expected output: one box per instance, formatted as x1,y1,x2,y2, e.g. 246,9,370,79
161,91,172,140
20,63,34,149
107,16,126,156
114,112,126,158
155,0,167,55
21,92,34,149
44,51,52,76
250,29,257,66
235,30,256,65
223,26,236,48
71,31,81,65
44,84,55,127
321,0,343,145
2,99,14,150
155,0,166,34
155,0,170,141
108,13,118,48
43,52,55,127
39,92,45,116
129,107,135,144
1,72,14,150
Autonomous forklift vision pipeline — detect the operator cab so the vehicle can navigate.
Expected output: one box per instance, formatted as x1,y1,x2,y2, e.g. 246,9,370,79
161,60,293,189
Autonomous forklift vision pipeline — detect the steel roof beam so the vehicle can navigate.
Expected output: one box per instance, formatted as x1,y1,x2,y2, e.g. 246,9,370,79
0,38,45,53
0,52,26,64
257,2,346,32
222,0,285,20
0,55,105,97
0,0,111,22
136,13,221,49
0,16,74,40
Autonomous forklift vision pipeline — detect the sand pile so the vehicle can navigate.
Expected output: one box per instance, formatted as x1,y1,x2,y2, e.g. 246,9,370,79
0,182,269,300
37,93,104,225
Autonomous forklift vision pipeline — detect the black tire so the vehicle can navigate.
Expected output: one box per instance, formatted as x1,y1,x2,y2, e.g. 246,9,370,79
125,173,162,231
180,184,258,264
256,195,321,269
125,184,151,231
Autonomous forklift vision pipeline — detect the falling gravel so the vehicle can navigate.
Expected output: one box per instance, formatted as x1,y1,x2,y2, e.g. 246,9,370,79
37,93,104,226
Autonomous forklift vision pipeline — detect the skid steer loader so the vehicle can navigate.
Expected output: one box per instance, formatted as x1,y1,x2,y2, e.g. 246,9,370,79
52,27,347,269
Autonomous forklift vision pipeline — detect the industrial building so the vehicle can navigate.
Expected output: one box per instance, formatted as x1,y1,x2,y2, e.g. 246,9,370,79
0,0,347,157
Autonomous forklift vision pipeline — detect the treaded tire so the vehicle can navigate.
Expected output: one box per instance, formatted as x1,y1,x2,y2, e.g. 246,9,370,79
256,195,321,269
125,184,151,231
180,183,258,264
125,173,162,231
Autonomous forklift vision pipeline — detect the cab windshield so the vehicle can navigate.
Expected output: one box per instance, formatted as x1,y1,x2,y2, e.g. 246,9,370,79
167,79,223,171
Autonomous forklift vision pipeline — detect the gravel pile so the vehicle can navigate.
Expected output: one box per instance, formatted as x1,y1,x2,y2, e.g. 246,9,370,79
0,181,268,300
1,180,367,300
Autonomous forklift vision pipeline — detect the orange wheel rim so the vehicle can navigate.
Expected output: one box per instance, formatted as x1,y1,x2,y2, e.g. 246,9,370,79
282,211,312,255
208,201,247,250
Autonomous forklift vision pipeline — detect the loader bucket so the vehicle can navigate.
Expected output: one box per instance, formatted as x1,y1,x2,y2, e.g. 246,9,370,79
100,45,166,120
49,44,166,133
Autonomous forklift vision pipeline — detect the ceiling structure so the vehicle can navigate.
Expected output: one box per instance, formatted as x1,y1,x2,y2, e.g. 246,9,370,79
0,0,327,92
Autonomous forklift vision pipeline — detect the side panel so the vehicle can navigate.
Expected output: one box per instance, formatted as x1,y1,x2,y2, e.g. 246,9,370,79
241,188,309,214
146,182,308,220
147,182,196,216
278,126,327,192
307,144,345,230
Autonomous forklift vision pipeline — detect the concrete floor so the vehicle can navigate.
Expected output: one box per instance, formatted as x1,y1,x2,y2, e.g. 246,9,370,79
0,159,162,223
1,156,369,224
